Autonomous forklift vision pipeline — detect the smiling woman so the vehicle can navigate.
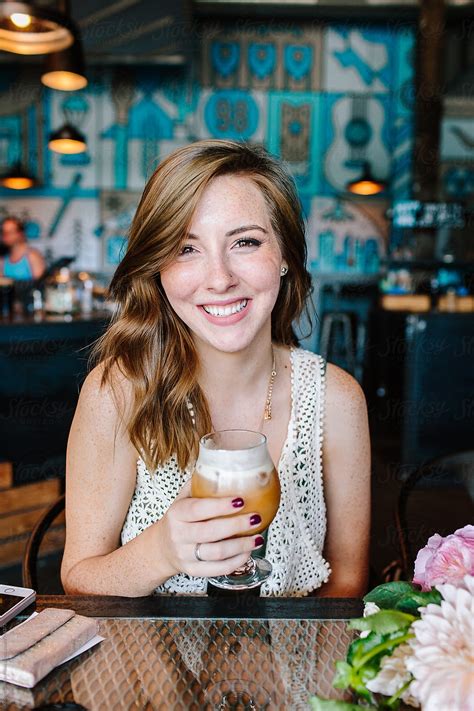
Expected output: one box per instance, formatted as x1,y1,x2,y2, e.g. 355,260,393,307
61,140,370,599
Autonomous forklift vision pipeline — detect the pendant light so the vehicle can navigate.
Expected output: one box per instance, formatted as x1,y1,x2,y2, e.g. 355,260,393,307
346,161,386,197
41,33,87,91
347,161,386,196
0,162,37,189
0,2,76,55
48,123,86,154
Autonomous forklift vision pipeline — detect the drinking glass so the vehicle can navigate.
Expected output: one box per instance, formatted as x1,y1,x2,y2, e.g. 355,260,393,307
191,429,281,590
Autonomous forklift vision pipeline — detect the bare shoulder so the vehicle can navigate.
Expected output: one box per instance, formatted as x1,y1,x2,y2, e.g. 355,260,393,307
325,362,366,409
77,361,134,435
324,363,368,450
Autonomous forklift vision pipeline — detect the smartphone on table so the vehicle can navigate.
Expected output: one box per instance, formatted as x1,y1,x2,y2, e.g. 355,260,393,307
0,584,36,626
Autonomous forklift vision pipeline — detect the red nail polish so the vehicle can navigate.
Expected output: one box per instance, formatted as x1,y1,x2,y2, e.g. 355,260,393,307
232,497,244,508
250,514,261,526
254,536,264,547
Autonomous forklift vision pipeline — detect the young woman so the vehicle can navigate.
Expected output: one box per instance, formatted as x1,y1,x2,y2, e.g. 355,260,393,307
0,216,45,280
62,140,370,597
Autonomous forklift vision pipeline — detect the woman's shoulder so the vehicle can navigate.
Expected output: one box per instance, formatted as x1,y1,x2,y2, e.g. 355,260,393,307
324,362,368,450
79,360,134,427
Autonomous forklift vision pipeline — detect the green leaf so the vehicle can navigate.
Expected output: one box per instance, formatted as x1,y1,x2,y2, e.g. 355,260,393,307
349,610,416,635
363,582,415,609
394,589,442,615
347,633,386,668
333,660,354,690
309,697,376,711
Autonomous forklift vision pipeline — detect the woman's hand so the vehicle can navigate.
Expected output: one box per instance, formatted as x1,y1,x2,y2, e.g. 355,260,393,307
156,481,265,579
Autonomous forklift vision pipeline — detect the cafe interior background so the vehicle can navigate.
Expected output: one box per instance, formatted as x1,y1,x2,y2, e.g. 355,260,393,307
0,0,473,591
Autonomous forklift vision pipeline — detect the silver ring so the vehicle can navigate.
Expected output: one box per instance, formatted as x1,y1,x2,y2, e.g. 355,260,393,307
194,542,205,562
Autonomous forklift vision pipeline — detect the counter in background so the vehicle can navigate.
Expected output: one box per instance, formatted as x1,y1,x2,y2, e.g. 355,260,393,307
0,313,110,485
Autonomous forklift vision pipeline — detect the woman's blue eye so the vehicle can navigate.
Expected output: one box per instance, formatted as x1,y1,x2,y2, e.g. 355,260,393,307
235,238,261,248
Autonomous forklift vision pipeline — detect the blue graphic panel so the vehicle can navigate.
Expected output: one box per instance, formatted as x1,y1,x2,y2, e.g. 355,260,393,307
267,92,323,196
248,43,276,80
204,91,259,139
284,45,313,81
211,41,240,78
322,93,391,196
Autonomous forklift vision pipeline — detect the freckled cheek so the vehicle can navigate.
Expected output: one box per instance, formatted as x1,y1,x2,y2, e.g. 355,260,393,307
161,266,202,304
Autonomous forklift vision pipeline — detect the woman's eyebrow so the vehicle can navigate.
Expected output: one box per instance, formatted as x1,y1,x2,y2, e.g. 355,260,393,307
187,224,268,240
226,224,268,237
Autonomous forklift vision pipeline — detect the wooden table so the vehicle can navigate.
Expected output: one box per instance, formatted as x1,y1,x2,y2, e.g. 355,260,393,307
1,595,363,710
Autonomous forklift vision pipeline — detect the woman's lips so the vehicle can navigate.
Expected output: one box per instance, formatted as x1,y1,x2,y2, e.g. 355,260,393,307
198,298,250,325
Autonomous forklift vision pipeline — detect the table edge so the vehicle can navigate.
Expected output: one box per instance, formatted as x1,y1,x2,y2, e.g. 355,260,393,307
35,595,363,619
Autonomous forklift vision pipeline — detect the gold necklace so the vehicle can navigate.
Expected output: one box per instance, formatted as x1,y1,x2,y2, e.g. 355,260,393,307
187,346,277,429
263,345,277,422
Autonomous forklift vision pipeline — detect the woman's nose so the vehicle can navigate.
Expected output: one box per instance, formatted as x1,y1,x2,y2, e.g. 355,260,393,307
205,254,237,292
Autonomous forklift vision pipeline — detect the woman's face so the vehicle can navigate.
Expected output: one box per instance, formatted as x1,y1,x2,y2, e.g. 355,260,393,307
2,220,25,248
160,174,287,356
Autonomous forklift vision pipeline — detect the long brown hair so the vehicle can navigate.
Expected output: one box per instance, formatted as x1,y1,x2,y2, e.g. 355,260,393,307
93,140,312,471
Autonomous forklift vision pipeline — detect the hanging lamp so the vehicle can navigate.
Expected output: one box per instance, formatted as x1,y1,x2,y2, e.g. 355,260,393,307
0,2,76,55
41,33,87,91
0,162,37,189
48,123,86,154
346,161,386,196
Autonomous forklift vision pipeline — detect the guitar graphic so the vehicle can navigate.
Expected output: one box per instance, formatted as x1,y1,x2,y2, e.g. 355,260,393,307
325,95,389,192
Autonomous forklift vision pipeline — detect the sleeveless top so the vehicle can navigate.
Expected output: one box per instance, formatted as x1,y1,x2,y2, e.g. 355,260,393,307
2,253,34,280
121,348,331,597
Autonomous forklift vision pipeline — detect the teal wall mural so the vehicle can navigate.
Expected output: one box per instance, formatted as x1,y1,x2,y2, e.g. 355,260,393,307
0,20,422,274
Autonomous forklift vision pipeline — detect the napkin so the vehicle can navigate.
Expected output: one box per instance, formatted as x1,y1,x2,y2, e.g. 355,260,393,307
0,608,100,688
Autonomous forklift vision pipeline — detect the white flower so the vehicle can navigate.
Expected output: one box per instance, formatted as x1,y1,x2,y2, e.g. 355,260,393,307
366,643,419,707
406,574,474,711
359,602,381,638
363,602,380,617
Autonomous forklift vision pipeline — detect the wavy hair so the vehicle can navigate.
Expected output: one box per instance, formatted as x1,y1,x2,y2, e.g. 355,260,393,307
93,140,312,471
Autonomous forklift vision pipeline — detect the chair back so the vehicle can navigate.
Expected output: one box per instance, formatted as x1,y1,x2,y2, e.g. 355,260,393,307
395,451,474,578
22,494,65,592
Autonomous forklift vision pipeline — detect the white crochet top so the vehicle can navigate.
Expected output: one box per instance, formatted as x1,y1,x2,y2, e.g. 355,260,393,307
121,348,331,596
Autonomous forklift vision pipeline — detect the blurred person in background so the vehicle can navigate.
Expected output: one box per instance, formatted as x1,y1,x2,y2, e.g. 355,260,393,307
0,216,45,280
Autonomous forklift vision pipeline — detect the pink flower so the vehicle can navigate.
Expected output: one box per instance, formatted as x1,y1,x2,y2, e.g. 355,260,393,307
413,526,474,591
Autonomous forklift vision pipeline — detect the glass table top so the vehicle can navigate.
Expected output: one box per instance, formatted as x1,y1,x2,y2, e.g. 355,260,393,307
0,616,356,710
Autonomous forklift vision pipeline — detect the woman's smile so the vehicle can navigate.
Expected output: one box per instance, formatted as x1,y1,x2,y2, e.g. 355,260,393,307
199,298,251,324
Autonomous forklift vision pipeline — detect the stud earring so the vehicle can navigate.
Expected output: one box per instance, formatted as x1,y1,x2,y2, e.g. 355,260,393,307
280,265,288,276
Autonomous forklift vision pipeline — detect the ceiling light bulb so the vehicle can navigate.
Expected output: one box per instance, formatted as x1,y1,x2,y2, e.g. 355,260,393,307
10,13,31,28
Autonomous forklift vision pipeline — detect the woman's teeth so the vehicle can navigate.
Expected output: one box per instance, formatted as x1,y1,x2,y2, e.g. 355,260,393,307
203,299,248,317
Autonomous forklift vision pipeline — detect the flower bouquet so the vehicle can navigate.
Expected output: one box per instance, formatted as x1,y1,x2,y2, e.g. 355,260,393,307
310,525,474,711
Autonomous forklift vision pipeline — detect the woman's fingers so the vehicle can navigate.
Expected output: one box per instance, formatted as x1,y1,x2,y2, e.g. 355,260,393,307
191,512,262,543
190,551,257,579
175,494,247,523
193,534,264,563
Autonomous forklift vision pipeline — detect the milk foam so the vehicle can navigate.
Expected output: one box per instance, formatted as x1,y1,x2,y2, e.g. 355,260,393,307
196,461,273,481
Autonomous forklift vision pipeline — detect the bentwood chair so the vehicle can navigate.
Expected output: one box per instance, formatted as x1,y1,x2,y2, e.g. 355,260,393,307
22,494,65,593
394,451,474,579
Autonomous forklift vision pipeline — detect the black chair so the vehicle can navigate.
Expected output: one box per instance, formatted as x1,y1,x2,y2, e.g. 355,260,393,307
394,451,474,579
22,494,65,593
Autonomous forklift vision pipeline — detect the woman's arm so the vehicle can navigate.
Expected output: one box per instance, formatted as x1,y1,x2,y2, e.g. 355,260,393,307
317,363,371,597
62,364,263,596
27,248,46,279
61,364,160,595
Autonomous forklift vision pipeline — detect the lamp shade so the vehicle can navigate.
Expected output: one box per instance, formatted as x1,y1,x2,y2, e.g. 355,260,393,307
48,123,86,154
0,162,37,189
347,162,386,196
41,34,87,91
0,2,76,55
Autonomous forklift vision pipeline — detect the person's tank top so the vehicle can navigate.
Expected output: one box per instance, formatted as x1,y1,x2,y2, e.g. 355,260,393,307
3,254,33,280
121,348,331,596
